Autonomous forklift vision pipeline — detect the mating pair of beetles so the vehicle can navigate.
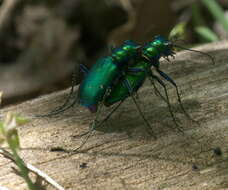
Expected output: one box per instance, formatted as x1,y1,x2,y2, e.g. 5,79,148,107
40,35,214,145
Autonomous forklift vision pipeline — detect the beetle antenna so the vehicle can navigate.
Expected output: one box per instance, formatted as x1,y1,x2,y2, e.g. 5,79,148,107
173,44,215,65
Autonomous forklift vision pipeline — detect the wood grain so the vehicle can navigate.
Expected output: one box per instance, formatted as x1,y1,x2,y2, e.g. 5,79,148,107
1,41,228,190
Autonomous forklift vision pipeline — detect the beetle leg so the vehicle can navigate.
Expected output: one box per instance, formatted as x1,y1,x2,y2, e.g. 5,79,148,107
35,94,79,118
122,79,157,139
148,69,183,133
79,64,89,75
148,71,167,103
74,100,105,151
74,90,124,151
155,68,198,125
127,67,146,73
35,65,78,117
51,65,78,113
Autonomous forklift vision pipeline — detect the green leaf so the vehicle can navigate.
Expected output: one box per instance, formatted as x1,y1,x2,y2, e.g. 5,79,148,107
0,91,2,105
202,0,228,31
191,2,206,27
194,26,219,42
169,22,187,41
0,123,5,146
15,116,30,126
8,129,20,150
2,113,20,150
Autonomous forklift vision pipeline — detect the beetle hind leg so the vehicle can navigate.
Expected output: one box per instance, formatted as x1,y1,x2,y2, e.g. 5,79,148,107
155,68,199,125
148,70,184,133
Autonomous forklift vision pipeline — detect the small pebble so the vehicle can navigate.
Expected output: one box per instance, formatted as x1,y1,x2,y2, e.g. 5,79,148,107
80,163,87,169
213,147,222,156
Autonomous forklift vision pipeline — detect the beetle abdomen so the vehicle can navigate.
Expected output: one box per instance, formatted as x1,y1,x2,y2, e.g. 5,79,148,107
78,56,120,112
105,60,149,106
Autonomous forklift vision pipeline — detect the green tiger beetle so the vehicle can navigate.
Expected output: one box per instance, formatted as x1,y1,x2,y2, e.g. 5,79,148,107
75,35,214,149
87,36,214,135
35,40,141,117
36,35,214,150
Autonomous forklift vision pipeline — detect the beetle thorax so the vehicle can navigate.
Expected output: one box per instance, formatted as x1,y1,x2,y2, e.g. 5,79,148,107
111,41,139,63
142,35,173,61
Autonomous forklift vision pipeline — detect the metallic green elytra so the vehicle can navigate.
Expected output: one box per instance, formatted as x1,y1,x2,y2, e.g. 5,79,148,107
79,57,119,112
111,41,139,63
105,58,150,105
78,40,140,112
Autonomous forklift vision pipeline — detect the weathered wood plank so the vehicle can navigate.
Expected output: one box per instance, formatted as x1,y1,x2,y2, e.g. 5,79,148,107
1,41,228,190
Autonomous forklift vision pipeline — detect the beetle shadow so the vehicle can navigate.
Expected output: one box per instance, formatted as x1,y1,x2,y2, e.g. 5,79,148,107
94,97,201,137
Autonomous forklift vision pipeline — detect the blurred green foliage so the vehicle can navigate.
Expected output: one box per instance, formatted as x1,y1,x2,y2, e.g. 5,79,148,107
192,0,228,42
169,22,187,41
0,113,38,190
